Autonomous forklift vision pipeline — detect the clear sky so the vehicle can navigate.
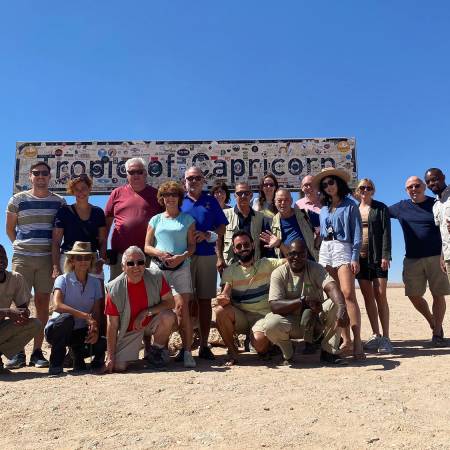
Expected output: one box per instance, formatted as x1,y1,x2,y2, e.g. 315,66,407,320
1,1,449,281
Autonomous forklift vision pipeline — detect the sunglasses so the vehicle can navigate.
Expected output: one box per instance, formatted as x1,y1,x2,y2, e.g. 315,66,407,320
321,179,335,189
74,255,92,261
162,192,179,198
126,259,145,267
359,186,373,192
263,183,275,188
186,175,203,182
234,242,251,250
235,191,252,198
127,169,145,176
31,170,50,177
406,183,422,190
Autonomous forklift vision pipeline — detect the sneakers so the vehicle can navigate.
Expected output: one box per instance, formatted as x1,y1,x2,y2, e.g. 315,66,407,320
198,346,215,360
5,351,26,369
48,366,63,376
431,330,447,348
320,350,348,366
183,351,196,368
378,336,394,353
145,346,167,369
364,334,381,351
174,349,185,362
29,349,49,368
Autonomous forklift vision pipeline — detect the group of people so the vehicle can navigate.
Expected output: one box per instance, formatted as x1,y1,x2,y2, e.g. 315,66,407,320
0,157,449,375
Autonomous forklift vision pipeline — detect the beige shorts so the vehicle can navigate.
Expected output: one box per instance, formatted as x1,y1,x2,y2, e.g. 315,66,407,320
190,255,218,299
403,255,450,297
115,313,163,363
12,253,53,294
150,261,193,296
232,307,266,335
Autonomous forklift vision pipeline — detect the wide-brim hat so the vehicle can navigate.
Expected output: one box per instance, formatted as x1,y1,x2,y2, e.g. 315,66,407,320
313,167,351,186
65,241,95,255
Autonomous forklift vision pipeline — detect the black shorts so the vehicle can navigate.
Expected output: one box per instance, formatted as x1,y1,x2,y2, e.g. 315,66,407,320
356,257,388,281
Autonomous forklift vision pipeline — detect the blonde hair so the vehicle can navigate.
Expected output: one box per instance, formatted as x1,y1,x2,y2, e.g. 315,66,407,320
66,174,93,195
64,254,96,273
354,178,376,200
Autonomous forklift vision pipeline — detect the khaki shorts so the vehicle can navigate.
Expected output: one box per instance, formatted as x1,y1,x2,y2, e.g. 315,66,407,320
403,255,450,297
12,253,53,294
232,307,266,335
150,261,193,296
191,255,218,299
446,260,450,284
115,313,163,363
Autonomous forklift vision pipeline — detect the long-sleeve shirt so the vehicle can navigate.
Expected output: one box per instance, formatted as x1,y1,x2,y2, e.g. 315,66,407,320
319,197,362,261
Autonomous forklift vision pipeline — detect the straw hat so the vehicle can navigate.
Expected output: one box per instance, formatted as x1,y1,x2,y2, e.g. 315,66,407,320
313,167,351,186
65,241,95,255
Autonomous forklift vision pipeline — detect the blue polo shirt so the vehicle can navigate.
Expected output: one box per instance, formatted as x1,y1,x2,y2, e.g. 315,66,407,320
181,192,228,256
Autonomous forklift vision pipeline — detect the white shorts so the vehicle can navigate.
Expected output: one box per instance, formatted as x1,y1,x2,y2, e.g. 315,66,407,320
150,261,193,296
319,240,352,268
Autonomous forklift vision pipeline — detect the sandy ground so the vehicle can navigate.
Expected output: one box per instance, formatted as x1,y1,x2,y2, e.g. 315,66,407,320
1,288,450,450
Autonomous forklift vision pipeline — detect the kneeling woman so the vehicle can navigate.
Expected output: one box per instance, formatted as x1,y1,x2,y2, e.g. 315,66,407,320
45,242,105,375
314,168,365,359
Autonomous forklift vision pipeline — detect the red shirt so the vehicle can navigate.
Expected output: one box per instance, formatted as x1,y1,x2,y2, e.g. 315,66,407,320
105,184,162,253
105,277,170,332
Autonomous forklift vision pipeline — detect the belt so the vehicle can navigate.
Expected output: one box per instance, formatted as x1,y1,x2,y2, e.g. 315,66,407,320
323,236,336,241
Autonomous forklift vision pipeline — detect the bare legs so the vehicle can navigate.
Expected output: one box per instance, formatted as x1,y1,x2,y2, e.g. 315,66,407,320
175,293,193,351
198,298,212,348
34,292,50,350
408,294,446,335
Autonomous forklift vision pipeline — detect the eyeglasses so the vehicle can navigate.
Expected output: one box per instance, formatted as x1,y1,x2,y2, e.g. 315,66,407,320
74,255,92,261
127,169,145,176
235,191,252,198
406,184,422,190
186,175,203,182
162,192,179,198
234,242,251,250
359,186,373,192
31,170,50,177
263,183,275,188
321,179,335,189
126,259,145,267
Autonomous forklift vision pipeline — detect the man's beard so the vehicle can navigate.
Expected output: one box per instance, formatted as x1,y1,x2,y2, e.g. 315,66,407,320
236,249,255,263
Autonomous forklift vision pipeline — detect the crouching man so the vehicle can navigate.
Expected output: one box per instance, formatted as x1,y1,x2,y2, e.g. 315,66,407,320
104,246,176,372
264,239,350,365
0,244,40,371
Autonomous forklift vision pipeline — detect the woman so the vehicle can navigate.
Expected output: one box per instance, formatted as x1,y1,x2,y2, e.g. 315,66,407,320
211,181,231,209
314,168,365,359
52,174,107,280
45,242,105,375
144,181,197,368
253,173,279,217
354,178,393,353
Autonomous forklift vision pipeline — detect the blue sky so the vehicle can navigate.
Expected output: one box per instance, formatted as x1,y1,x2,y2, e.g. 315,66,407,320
1,1,449,281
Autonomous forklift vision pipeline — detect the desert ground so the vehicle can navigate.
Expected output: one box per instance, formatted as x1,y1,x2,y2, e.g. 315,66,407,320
1,288,449,450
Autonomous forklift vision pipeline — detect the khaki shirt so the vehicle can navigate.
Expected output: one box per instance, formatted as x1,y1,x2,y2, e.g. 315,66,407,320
0,271,31,314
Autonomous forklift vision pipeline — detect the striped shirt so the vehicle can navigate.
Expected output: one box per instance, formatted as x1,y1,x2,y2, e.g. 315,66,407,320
7,190,66,256
221,258,286,314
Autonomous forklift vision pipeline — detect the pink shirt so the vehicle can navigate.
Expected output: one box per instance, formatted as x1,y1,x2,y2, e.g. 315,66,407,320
296,197,321,214
105,184,162,253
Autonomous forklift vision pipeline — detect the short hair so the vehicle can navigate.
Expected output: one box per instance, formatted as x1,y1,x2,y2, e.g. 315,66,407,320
0,244,6,254
210,181,230,204
122,246,145,266
424,167,444,178
353,178,376,201
64,254,96,273
66,174,93,195
184,166,203,178
30,161,51,173
232,230,253,244
275,188,292,198
125,157,146,171
157,181,185,208
319,175,351,206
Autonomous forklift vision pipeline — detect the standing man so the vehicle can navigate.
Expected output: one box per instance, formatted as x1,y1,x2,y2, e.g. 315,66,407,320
105,157,162,281
5,161,66,368
181,166,228,359
390,176,449,347
425,168,450,283
217,181,272,270
295,175,321,231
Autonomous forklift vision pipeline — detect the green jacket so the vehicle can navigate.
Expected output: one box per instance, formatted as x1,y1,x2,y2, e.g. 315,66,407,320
271,208,318,261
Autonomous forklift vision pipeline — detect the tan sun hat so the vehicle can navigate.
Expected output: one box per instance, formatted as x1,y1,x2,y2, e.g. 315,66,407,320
65,241,95,255
313,167,351,186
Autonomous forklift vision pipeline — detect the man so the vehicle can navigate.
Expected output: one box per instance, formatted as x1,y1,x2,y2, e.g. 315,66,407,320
296,175,321,214
0,244,41,372
5,161,66,368
264,239,349,365
105,157,162,281
262,188,318,260
425,168,450,283
390,176,450,347
104,246,176,372
217,181,272,269
181,166,228,360
214,230,285,365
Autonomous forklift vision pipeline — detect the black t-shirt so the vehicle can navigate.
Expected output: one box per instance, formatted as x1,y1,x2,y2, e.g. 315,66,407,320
389,197,442,258
53,204,106,252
